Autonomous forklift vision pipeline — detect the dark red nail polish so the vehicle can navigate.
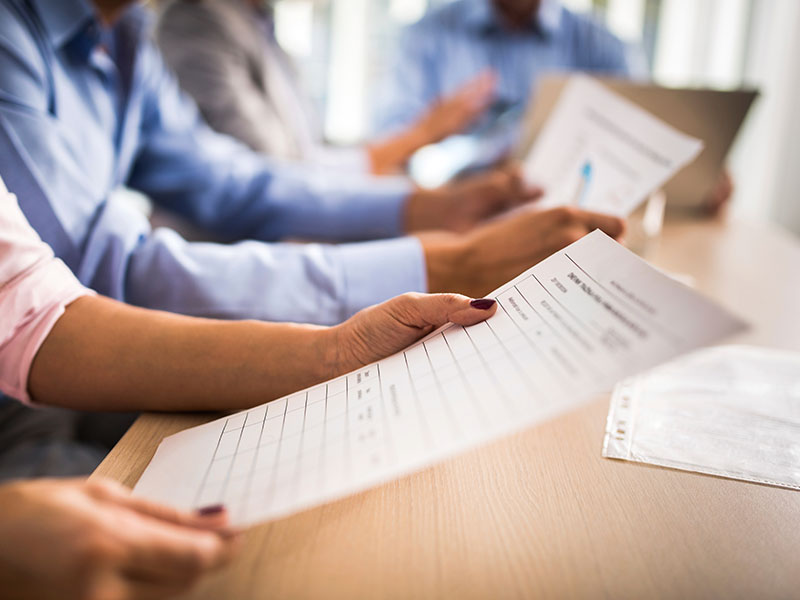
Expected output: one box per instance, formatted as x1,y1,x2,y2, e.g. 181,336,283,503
470,298,496,310
197,504,226,516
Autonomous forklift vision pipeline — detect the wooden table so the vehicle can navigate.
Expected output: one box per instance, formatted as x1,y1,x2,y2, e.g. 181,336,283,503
94,216,800,599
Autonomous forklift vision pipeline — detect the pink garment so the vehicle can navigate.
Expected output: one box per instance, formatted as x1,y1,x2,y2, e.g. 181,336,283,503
0,177,93,403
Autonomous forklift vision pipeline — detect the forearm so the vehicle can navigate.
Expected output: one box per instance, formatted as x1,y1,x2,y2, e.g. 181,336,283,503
367,124,428,175
28,296,346,412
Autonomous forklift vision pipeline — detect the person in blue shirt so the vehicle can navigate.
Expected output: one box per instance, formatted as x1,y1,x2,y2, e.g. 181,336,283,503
0,0,622,328
375,0,642,136
375,0,734,213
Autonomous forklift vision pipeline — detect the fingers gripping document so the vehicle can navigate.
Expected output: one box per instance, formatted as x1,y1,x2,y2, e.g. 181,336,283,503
134,232,746,526
523,76,703,216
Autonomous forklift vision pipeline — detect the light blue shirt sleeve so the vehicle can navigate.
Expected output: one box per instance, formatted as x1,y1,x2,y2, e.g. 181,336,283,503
0,7,426,325
130,41,411,244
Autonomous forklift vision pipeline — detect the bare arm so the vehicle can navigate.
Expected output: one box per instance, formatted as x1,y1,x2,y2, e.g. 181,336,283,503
28,293,496,412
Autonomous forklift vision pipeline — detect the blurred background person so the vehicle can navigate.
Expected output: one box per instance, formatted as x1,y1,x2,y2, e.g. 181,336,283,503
372,0,732,212
157,0,499,176
374,0,643,138
156,0,547,239
192,0,798,236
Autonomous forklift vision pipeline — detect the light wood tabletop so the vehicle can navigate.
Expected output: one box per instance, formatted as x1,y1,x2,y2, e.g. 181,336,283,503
93,216,800,599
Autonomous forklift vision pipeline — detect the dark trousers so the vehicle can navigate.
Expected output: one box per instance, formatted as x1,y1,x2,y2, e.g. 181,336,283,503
0,400,137,482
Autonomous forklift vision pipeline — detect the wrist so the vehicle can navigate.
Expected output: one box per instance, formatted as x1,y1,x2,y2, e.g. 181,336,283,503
411,113,439,147
418,231,471,294
366,143,390,176
368,125,429,175
315,325,357,381
404,188,449,233
404,121,434,150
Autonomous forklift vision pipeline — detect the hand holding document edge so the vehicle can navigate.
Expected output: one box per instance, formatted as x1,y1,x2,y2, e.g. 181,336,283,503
523,76,704,216
134,231,746,527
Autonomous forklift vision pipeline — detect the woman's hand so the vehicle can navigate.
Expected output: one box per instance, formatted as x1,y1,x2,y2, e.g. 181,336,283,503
329,293,498,373
0,477,240,600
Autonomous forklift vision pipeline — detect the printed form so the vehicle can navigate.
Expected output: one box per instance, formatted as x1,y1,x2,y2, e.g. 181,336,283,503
523,76,703,216
134,232,746,526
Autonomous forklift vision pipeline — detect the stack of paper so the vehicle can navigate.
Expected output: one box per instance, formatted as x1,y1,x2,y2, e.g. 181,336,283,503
603,345,800,490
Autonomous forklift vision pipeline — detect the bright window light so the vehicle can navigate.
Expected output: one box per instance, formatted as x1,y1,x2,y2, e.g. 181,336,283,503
606,0,646,42
561,0,593,13
653,0,701,86
390,0,428,24
705,0,748,89
325,0,369,143
274,1,314,57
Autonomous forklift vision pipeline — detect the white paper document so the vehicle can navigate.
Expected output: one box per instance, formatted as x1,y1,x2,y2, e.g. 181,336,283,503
134,232,746,526
603,345,800,490
523,76,703,216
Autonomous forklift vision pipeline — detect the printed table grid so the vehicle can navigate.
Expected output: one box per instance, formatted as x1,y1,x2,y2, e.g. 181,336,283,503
190,272,594,520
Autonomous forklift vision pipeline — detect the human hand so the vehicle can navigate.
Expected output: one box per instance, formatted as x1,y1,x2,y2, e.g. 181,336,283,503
406,164,544,233
368,72,496,175
329,293,497,371
420,205,626,297
413,70,497,144
703,169,733,217
0,478,239,600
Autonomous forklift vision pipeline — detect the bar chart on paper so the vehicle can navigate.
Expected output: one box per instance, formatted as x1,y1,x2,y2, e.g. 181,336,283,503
134,232,746,526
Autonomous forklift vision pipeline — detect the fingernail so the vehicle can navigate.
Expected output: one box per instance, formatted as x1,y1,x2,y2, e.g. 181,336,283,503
470,298,496,310
197,504,226,516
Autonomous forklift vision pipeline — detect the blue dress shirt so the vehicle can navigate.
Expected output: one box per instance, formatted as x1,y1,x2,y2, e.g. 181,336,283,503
375,0,643,134
0,0,426,327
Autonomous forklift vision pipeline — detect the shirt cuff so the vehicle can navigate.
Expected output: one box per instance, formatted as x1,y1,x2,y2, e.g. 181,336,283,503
339,175,413,240
256,161,414,242
335,236,427,319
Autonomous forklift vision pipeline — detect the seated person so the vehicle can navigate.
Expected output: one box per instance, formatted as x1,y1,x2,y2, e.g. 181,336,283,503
157,0,497,175
0,0,618,329
0,172,503,598
375,0,732,213
376,0,641,136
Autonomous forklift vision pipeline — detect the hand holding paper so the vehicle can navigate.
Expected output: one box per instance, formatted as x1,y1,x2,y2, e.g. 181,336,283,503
134,232,745,527
523,76,703,216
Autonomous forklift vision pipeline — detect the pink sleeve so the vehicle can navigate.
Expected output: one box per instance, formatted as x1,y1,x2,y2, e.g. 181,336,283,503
0,181,94,403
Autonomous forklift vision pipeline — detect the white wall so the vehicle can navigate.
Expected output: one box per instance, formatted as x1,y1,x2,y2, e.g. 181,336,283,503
729,0,800,235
